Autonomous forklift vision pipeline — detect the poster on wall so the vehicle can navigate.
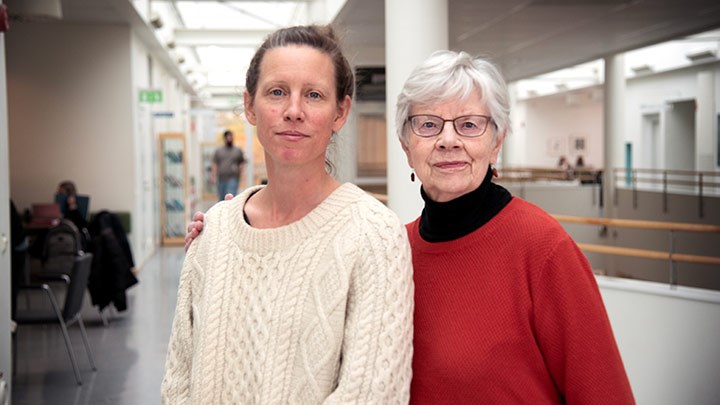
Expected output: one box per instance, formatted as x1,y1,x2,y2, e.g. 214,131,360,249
569,135,586,156
547,137,565,157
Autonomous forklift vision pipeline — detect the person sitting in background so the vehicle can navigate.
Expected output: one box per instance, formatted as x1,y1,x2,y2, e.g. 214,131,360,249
56,180,88,231
557,155,572,180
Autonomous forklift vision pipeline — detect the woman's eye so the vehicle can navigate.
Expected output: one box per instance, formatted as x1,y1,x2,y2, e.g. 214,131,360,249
308,91,321,99
270,89,283,96
422,121,437,129
461,121,478,129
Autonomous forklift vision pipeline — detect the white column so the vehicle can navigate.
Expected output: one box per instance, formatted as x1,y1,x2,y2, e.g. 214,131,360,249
307,0,326,24
0,24,13,396
696,71,716,171
333,106,357,184
385,0,448,224
603,54,625,218
244,120,255,185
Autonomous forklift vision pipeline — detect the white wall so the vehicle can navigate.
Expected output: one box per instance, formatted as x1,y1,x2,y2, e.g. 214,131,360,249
7,22,135,214
517,88,604,168
0,21,12,400
599,277,720,405
625,62,720,171
6,21,193,267
129,32,191,264
509,61,720,173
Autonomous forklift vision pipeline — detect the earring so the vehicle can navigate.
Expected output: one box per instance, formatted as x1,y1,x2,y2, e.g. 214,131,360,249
410,172,415,182
491,164,498,178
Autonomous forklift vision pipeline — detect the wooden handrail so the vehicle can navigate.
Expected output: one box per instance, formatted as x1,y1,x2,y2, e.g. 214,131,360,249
613,167,720,178
551,214,720,233
577,243,720,266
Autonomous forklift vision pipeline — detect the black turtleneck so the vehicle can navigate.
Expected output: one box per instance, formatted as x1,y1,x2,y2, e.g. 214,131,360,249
419,166,513,242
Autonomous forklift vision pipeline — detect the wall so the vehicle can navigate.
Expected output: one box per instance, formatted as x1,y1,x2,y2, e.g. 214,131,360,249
0,23,12,400
6,21,192,267
129,31,191,263
518,87,604,168
599,277,720,405
510,60,720,173
625,61,720,172
7,22,135,215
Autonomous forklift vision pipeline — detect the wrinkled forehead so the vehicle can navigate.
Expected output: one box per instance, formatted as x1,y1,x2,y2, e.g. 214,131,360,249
409,86,487,114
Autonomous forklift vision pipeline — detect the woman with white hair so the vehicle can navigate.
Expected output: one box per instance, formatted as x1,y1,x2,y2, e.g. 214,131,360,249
398,50,633,403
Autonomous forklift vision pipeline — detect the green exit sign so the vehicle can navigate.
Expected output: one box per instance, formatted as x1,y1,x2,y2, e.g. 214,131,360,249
139,89,163,103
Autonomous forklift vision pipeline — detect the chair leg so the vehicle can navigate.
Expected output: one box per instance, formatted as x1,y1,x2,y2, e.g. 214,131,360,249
77,317,97,371
58,319,83,385
44,286,83,385
98,309,110,328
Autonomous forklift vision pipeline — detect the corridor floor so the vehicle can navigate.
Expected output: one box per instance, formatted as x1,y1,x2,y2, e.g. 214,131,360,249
12,246,185,405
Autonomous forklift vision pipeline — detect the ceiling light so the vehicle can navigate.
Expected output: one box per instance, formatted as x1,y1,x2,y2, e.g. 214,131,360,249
685,49,716,63
631,64,653,75
6,0,62,21
150,13,163,29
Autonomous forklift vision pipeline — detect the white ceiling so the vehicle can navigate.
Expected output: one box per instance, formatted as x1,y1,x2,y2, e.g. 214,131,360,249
9,0,720,108
335,0,720,81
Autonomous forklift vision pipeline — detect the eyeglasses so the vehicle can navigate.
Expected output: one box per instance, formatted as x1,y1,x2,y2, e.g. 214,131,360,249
406,114,495,138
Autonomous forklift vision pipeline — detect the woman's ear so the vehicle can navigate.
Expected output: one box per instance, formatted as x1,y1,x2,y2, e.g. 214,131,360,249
332,95,352,133
244,91,256,125
490,131,506,163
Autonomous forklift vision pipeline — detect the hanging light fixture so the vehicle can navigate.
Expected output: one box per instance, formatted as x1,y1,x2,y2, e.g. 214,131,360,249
6,0,63,21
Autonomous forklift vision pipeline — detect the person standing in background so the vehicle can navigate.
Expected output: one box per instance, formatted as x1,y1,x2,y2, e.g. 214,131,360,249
212,129,246,200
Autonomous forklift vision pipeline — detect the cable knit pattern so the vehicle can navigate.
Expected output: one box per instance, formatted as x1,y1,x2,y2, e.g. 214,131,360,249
161,183,414,404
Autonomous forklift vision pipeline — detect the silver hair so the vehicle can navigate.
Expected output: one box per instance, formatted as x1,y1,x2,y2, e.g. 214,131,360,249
395,50,511,145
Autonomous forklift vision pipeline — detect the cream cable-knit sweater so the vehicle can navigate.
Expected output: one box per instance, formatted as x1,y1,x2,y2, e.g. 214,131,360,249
162,183,414,404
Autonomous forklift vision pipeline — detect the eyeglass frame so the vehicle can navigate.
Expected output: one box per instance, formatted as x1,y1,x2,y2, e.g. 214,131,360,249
405,114,496,138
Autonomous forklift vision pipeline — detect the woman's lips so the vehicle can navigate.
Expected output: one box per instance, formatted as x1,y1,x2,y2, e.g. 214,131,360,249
434,161,468,170
277,131,308,141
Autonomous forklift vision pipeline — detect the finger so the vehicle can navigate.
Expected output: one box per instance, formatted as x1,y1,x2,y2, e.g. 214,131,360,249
184,228,199,251
224,193,233,201
184,227,196,243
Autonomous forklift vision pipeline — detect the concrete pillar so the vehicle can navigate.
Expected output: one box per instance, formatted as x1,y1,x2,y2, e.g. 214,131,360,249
696,71,716,171
0,26,12,397
332,105,357,184
385,0,448,224
603,54,625,218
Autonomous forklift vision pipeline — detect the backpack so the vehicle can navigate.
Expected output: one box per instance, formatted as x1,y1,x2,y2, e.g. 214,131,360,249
42,219,84,276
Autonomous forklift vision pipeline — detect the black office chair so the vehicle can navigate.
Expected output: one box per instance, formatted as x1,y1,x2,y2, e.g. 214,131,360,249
14,253,98,385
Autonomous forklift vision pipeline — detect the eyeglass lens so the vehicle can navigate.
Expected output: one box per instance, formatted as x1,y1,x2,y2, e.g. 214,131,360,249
410,115,490,137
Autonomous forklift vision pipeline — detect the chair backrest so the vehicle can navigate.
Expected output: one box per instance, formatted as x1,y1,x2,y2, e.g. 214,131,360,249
62,253,93,322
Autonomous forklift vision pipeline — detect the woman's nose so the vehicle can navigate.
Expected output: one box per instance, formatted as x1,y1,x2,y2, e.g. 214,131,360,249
436,122,462,149
283,95,304,122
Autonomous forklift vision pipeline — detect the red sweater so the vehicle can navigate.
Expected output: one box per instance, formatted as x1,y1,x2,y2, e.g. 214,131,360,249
407,198,634,404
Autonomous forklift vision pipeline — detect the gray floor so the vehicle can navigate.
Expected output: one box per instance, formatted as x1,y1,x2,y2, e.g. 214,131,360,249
12,246,184,405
